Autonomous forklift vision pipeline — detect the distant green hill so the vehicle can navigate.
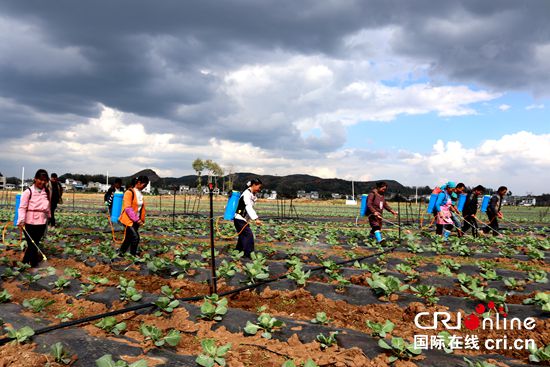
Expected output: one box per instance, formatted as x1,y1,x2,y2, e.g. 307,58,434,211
56,169,432,198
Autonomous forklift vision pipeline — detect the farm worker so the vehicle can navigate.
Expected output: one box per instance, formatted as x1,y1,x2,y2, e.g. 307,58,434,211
17,169,51,267
461,185,485,237
435,181,456,240
118,175,149,256
104,178,123,215
366,181,397,244
48,173,63,228
234,178,263,259
450,182,466,237
483,186,508,236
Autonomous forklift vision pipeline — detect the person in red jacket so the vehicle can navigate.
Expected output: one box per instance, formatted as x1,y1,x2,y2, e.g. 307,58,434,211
366,181,397,244
118,176,149,256
17,169,51,267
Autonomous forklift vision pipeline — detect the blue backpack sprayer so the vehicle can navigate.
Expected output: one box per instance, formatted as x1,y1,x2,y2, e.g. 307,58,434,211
359,193,384,243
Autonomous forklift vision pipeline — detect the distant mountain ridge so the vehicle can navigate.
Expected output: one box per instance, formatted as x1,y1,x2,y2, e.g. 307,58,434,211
122,169,431,198
55,168,429,197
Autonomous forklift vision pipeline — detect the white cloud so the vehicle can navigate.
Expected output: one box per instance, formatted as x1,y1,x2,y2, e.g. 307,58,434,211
526,104,545,110
4,105,549,194
498,104,511,111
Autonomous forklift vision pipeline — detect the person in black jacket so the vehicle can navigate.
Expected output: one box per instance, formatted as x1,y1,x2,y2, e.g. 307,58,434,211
461,185,485,237
104,178,122,215
234,178,263,259
483,186,508,236
49,173,63,227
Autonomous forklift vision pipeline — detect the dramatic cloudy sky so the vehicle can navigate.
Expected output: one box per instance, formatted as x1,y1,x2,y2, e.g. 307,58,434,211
1,1,549,194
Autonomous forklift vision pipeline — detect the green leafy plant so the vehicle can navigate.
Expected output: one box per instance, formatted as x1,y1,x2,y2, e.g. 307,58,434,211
95,354,148,367
366,274,408,298
95,316,127,335
6,326,35,344
217,260,238,279
198,294,228,321
146,258,171,274
441,259,461,271
503,277,526,291
0,289,12,303
321,260,341,280
76,283,96,297
64,267,81,279
436,265,453,277
195,338,232,367
310,312,331,325
410,284,440,305
244,313,285,339
523,292,550,312
22,297,55,313
243,261,270,284
529,343,550,363
281,359,319,367
50,342,73,365
21,272,42,284
88,275,109,285
316,331,338,350
171,258,191,278
153,296,180,316
139,324,181,347
528,270,548,284
50,276,71,291
463,357,496,367
480,269,501,281
287,264,311,286
117,276,142,302
365,320,395,338
55,311,74,322
378,337,421,363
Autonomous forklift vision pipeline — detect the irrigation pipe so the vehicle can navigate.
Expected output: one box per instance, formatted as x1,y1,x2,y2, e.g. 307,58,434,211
0,243,397,345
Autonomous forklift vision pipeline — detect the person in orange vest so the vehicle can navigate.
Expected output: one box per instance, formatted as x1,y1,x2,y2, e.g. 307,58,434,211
118,176,149,256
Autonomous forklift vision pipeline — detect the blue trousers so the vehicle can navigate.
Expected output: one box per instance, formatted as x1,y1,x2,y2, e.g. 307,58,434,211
234,219,254,257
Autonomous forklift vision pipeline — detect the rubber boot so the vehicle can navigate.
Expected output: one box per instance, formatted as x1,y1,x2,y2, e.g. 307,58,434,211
443,229,451,241
374,230,383,243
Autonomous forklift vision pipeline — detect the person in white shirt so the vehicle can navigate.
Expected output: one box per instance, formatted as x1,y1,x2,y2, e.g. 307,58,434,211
234,178,263,258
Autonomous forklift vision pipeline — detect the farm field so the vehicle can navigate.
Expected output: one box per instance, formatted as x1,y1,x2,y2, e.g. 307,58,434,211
0,197,548,367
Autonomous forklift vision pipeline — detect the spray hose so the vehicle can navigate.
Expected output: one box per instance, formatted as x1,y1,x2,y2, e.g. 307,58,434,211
0,243,397,345
107,213,127,245
1,222,22,246
214,216,250,239
20,226,48,261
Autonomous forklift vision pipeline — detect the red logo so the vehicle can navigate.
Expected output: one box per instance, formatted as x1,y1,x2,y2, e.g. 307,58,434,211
464,313,480,330
475,304,485,314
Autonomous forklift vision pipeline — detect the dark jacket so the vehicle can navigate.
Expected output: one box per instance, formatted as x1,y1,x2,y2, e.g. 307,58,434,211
487,194,502,216
104,186,117,207
462,191,479,216
50,181,63,205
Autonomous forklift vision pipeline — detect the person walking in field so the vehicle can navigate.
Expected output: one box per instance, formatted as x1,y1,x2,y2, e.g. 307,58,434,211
234,178,263,259
483,186,508,236
462,185,485,237
450,182,466,237
17,169,51,267
366,181,397,244
48,173,63,227
104,178,123,215
118,176,149,256
435,181,456,240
